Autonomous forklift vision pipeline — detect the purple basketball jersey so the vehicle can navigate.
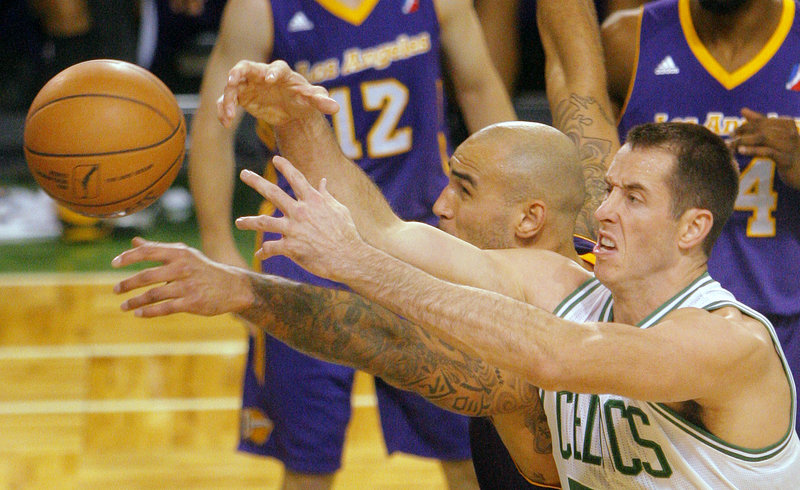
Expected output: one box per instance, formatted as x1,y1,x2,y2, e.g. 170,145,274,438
618,0,800,316
260,0,450,287
238,2,471,469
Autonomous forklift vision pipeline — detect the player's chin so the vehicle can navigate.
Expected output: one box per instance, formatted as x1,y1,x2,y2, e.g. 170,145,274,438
591,254,621,281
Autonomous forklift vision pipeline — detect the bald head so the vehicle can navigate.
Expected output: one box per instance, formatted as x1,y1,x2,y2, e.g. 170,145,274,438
458,121,586,223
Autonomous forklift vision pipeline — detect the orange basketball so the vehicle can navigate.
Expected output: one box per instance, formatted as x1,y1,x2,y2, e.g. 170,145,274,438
23,59,186,217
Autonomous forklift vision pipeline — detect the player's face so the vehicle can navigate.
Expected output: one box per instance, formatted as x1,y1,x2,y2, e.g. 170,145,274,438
697,0,750,15
433,152,516,249
592,145,682,288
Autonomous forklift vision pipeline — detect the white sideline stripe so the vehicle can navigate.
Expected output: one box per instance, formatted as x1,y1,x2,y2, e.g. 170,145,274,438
0,395,379,415
0,340,247,360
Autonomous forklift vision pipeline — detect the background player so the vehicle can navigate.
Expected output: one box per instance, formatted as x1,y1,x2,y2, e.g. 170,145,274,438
602,0,800,431
188,0,515,488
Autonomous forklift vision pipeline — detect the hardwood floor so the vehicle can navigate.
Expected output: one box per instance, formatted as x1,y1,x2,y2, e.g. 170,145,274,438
0,274,448,489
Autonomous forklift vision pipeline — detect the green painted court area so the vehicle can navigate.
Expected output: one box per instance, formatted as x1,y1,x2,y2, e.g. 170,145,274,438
0,178,260,273
0,217,256,273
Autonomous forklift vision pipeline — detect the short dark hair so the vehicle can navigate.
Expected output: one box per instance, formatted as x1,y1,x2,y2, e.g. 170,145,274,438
625,122,739,256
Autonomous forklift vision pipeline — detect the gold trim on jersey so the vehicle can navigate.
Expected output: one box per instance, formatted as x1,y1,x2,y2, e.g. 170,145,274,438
252,329,267,385
314,0,380,26
617,6,644,125
255,119,278,152
679,0,795,90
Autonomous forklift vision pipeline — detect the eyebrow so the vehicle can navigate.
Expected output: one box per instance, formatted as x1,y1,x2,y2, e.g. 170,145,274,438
450,168,477,188
606,177,647,193
623,182,646,192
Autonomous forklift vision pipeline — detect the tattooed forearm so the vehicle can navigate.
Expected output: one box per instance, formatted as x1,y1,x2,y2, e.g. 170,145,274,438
526,396,553,455
238,272,539,416
552,94,616,239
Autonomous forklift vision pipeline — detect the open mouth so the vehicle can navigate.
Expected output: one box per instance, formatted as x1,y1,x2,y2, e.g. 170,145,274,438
594,234,617,253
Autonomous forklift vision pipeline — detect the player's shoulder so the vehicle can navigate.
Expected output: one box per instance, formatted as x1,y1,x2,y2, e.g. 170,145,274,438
601,5,643,104
487,248,593,311
601,5,642,41
664,305,771,345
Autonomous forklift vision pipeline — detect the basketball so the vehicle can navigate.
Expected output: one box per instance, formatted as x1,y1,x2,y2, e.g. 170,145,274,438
23,59,186,217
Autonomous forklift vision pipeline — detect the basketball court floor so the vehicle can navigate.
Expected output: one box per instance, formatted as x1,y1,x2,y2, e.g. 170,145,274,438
0,273,451,488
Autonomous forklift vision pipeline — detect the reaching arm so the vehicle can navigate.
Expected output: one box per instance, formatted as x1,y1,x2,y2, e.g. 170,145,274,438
235,155,783,423
110,239,539,417
188,0,273,266
218,62,526,298
435,0,517,130
111,237,560,484
538,0,620,238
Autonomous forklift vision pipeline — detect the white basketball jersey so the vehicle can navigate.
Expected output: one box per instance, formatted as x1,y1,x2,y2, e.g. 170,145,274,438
542,273,800,489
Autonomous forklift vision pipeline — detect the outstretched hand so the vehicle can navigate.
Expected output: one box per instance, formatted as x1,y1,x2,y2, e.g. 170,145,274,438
732,107,800,189
217,60,340,128
236,156,365,282
111,238,254,317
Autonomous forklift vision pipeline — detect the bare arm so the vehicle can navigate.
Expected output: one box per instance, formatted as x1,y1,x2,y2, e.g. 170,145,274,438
236,155,783,430
538,0,620,238
111,237,560,484
435,0,517,130
269,209,781,427
219,63,526,298
110,238,538,416
241,272,541,417
188,0,272,266
474,0,520,94
601,7,640,118
605,0,648,17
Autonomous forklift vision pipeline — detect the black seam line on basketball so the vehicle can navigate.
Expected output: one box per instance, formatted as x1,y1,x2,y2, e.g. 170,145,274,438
25,92,180,154
25,112,183,157
28,92,177,126
57,148,185,208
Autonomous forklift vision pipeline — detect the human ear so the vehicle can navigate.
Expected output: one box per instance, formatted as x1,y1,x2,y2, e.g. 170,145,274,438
678,208,713,251
517,201,546,239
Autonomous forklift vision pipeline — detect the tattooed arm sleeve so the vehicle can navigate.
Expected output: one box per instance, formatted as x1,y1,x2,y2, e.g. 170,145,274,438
538,0,620,238
237,271,540,416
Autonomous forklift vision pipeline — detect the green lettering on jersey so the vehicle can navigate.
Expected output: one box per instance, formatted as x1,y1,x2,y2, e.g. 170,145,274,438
557,391,572,459
573,394,583,460
581,395,603,466
603,399,643,475
567,478,595,490
626,406,673,478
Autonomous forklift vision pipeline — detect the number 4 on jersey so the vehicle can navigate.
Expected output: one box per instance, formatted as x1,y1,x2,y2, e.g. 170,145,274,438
735,157,778,237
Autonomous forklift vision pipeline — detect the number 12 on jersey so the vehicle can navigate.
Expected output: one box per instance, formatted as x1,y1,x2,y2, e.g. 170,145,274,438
329,78,412,160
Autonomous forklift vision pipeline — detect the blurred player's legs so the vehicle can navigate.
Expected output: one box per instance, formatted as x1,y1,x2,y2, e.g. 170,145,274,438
282,471,334,490
440,460,479,489
240,333,476,489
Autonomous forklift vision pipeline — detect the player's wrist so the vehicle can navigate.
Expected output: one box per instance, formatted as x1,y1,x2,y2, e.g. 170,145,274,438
229,267,259,314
